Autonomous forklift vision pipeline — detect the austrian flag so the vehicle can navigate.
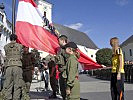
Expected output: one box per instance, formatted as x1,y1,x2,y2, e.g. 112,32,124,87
16,0,102,70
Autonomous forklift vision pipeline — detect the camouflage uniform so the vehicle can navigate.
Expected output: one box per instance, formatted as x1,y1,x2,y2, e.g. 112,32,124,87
55,47,68,99
2,41,23,100
66,54,80,100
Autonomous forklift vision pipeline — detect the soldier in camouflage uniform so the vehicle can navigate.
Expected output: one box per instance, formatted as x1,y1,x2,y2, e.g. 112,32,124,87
22,46,35,96
55,35,68,100
2,34,23,100
64,42,80,100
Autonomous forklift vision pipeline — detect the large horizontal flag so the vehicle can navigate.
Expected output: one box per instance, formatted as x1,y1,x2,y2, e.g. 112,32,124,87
16,0,102,70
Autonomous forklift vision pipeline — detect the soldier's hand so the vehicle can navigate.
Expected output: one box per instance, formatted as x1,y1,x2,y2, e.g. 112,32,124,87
66,88,71,95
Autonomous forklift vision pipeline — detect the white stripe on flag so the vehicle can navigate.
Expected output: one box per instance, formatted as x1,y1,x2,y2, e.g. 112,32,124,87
16,1,43,27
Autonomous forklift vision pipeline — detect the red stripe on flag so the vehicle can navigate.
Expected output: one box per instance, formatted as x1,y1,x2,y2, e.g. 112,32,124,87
16,21,102,69
78,50,102,70
16,21,59,54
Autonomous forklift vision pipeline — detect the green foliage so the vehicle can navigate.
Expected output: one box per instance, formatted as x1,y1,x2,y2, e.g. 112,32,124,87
96,48,112,67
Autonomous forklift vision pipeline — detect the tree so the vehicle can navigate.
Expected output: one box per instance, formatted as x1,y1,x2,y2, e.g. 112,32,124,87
96,48,112,67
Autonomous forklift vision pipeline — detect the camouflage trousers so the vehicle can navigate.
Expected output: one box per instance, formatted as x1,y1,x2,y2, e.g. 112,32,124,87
1,66,30,100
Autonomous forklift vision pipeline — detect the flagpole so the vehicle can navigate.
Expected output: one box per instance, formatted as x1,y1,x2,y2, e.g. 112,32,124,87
12,0,16,34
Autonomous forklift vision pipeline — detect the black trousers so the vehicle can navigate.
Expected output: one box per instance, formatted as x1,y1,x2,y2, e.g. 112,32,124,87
23,70,32,83
50,76,58,96
59,73,66,100
111,73,124,100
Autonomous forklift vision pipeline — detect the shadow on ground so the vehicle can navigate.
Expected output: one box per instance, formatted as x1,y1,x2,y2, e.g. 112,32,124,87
30,90,62,100
30,90,88,100
80,98,88,100
30,91,50,99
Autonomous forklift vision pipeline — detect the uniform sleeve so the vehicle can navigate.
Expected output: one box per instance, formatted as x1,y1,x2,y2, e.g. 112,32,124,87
67,58,77,88
55,49,66,66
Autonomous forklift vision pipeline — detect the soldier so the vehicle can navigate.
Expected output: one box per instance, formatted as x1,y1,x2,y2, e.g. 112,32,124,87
64,42,80,100
48,58,57,99
55,35,68,100
22,46,35,96
2,34,23,100
110,37,125,100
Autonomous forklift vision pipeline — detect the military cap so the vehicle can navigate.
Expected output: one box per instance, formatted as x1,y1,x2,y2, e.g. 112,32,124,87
64,42,78,49
58,35,68,39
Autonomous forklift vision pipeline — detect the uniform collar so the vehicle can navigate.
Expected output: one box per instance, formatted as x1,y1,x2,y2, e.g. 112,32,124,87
69,54,77,59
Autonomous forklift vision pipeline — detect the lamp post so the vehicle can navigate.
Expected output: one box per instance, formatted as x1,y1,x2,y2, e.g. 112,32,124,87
12,0,16,34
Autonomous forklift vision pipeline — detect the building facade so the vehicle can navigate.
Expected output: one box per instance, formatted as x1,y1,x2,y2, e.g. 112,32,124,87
78,45,98,62
34,0,52,23
121,35,133,61
0,4,12,55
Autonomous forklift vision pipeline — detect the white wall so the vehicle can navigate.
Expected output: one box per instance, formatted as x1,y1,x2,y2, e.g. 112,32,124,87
0,28,11,55
78,45,98,62
122,43,133,61
37,0,52,23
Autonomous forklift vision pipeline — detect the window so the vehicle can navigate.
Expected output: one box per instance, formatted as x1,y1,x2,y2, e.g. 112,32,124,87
0,13,4,22
0,13,2,22
129,49,132,56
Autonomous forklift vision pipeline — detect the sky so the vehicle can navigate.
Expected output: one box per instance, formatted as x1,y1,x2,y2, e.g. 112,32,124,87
1,0,133,48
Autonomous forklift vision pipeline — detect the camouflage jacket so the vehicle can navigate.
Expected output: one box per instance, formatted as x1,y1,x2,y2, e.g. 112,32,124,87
4,41,23,67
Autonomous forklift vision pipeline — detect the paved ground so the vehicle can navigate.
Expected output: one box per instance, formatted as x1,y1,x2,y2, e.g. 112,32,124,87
79,75,133,100
30,74,133,100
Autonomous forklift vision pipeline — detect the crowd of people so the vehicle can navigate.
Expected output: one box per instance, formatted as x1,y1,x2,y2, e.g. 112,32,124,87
0,34,80,100
0,33,127,100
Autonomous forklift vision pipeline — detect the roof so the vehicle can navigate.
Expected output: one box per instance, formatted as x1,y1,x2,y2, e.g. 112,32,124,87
53,23,98,49
120,35,133,47
41,0,53,6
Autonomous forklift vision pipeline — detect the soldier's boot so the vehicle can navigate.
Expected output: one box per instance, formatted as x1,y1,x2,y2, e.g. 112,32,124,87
21,86,30,100
25,82,31,95
0,91,5,100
